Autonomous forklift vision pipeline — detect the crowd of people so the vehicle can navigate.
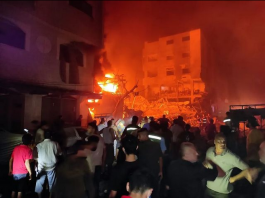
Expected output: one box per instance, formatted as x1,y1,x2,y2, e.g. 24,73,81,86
7,113,265,198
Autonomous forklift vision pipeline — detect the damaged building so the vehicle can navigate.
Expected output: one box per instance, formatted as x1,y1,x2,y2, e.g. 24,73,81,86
142,29,217,105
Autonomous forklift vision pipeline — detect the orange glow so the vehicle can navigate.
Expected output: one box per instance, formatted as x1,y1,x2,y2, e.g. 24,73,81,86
95,99,99,103
88,99,93,103
97,73,118,93
89,108,95,119
105,73,115,78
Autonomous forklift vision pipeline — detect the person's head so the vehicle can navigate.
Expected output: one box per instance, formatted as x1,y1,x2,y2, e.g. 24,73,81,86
246,116,259,129
126,169,154,198
185,124,191,132
173,119,178,125
87,121,98,134
226,111,230,117
22,134,32,146
162,115,166,118
40,121,49,130
137,128,149,141
149,117,154,122
121,134,138,155
259,141,265,164
180,142,198,163
214,133,226,152
144,116,148,123
84,135,99,151
132,116,139,125
107,120,112,127
100,118,105,124
178,116,184,121
44,130,52,139
209,118,214,124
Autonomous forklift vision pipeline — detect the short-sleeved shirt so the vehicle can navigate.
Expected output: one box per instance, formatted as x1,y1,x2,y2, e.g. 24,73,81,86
37,139,61,171
110,161,139,198
11,145,33,174
206,147,248,194
167,159,218,198
138,140,162,176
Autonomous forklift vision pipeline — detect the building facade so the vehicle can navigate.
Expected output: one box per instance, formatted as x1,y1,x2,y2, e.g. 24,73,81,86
142,29,214,103
0,1,103,131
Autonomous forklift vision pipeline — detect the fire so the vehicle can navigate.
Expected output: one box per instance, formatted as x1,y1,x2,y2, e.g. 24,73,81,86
97,73,118,93
88,99,99,103
89,108,95,119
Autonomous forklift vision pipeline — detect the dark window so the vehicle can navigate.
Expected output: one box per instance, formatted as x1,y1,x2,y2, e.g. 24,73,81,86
182,36,190,41
166,70,174,76
0,17,26,49
69,1,93,18
182,53,190,58
166,39,174,45
182,68,190,74
166,56,173,60
59,45,84,67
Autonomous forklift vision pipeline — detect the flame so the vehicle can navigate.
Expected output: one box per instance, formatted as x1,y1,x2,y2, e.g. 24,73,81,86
88,99,99,103
97,73,118,93
88,99,93,103
89,108,94,119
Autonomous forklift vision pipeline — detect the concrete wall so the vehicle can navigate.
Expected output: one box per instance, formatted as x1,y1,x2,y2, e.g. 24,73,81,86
24,94,42,129
0,1,103,92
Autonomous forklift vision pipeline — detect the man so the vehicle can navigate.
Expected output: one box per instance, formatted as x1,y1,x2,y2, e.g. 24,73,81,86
123,116,140,136
158,115,169,125
246,116,264,166
52,136,99,198
142,117,150,131
178,124,195,143
205,133,249,198
98,117,107,132
167,142,224,198
35,130,62,198
122,168,155,198
87,121,106,197
137,128,162,198
205,118,217,141
35,121,49,144
170,118,184,143
9,134,33,198
109,135,139,198
102,120,116,169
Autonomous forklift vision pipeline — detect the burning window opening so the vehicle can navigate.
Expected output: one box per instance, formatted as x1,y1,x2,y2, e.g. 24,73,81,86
97,73,119,93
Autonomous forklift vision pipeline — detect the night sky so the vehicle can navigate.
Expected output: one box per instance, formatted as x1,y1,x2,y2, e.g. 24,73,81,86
104,1,265,105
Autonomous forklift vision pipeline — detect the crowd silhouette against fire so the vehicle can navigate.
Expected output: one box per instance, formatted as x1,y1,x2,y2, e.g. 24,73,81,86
7,113,265,198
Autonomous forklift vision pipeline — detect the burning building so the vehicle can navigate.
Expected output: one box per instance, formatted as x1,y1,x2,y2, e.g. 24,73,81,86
142,29,218,105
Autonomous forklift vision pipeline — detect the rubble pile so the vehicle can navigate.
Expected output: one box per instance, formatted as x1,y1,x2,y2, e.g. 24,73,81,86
124,95,201,126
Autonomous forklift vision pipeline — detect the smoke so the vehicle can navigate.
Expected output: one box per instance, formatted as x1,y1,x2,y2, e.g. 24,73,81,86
104,1,265,104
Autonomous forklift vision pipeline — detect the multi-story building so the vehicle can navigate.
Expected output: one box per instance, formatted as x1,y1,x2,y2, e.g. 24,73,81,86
0,1,103,131
142,29,215,103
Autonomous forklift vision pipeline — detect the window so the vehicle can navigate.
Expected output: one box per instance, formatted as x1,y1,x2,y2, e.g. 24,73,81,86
147,70,158,77
0,17,26,49
166,39,174,45
182,68,190,74
166,56,173,60
182,36,190,41
59,44,84,67
148,54,157,62
166,68,175,76
182,53,190,58
69,1,93,18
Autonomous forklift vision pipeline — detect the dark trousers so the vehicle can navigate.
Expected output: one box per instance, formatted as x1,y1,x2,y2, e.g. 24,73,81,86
205,188,230,198
94,166,102,198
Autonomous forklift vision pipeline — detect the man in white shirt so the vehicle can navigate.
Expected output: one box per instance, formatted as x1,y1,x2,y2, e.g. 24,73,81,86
35,130,62,198
98,118,107,132
35,121,49,144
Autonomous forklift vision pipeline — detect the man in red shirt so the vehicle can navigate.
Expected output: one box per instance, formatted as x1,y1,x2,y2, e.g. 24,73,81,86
122,168,154,198
9,134,33,198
